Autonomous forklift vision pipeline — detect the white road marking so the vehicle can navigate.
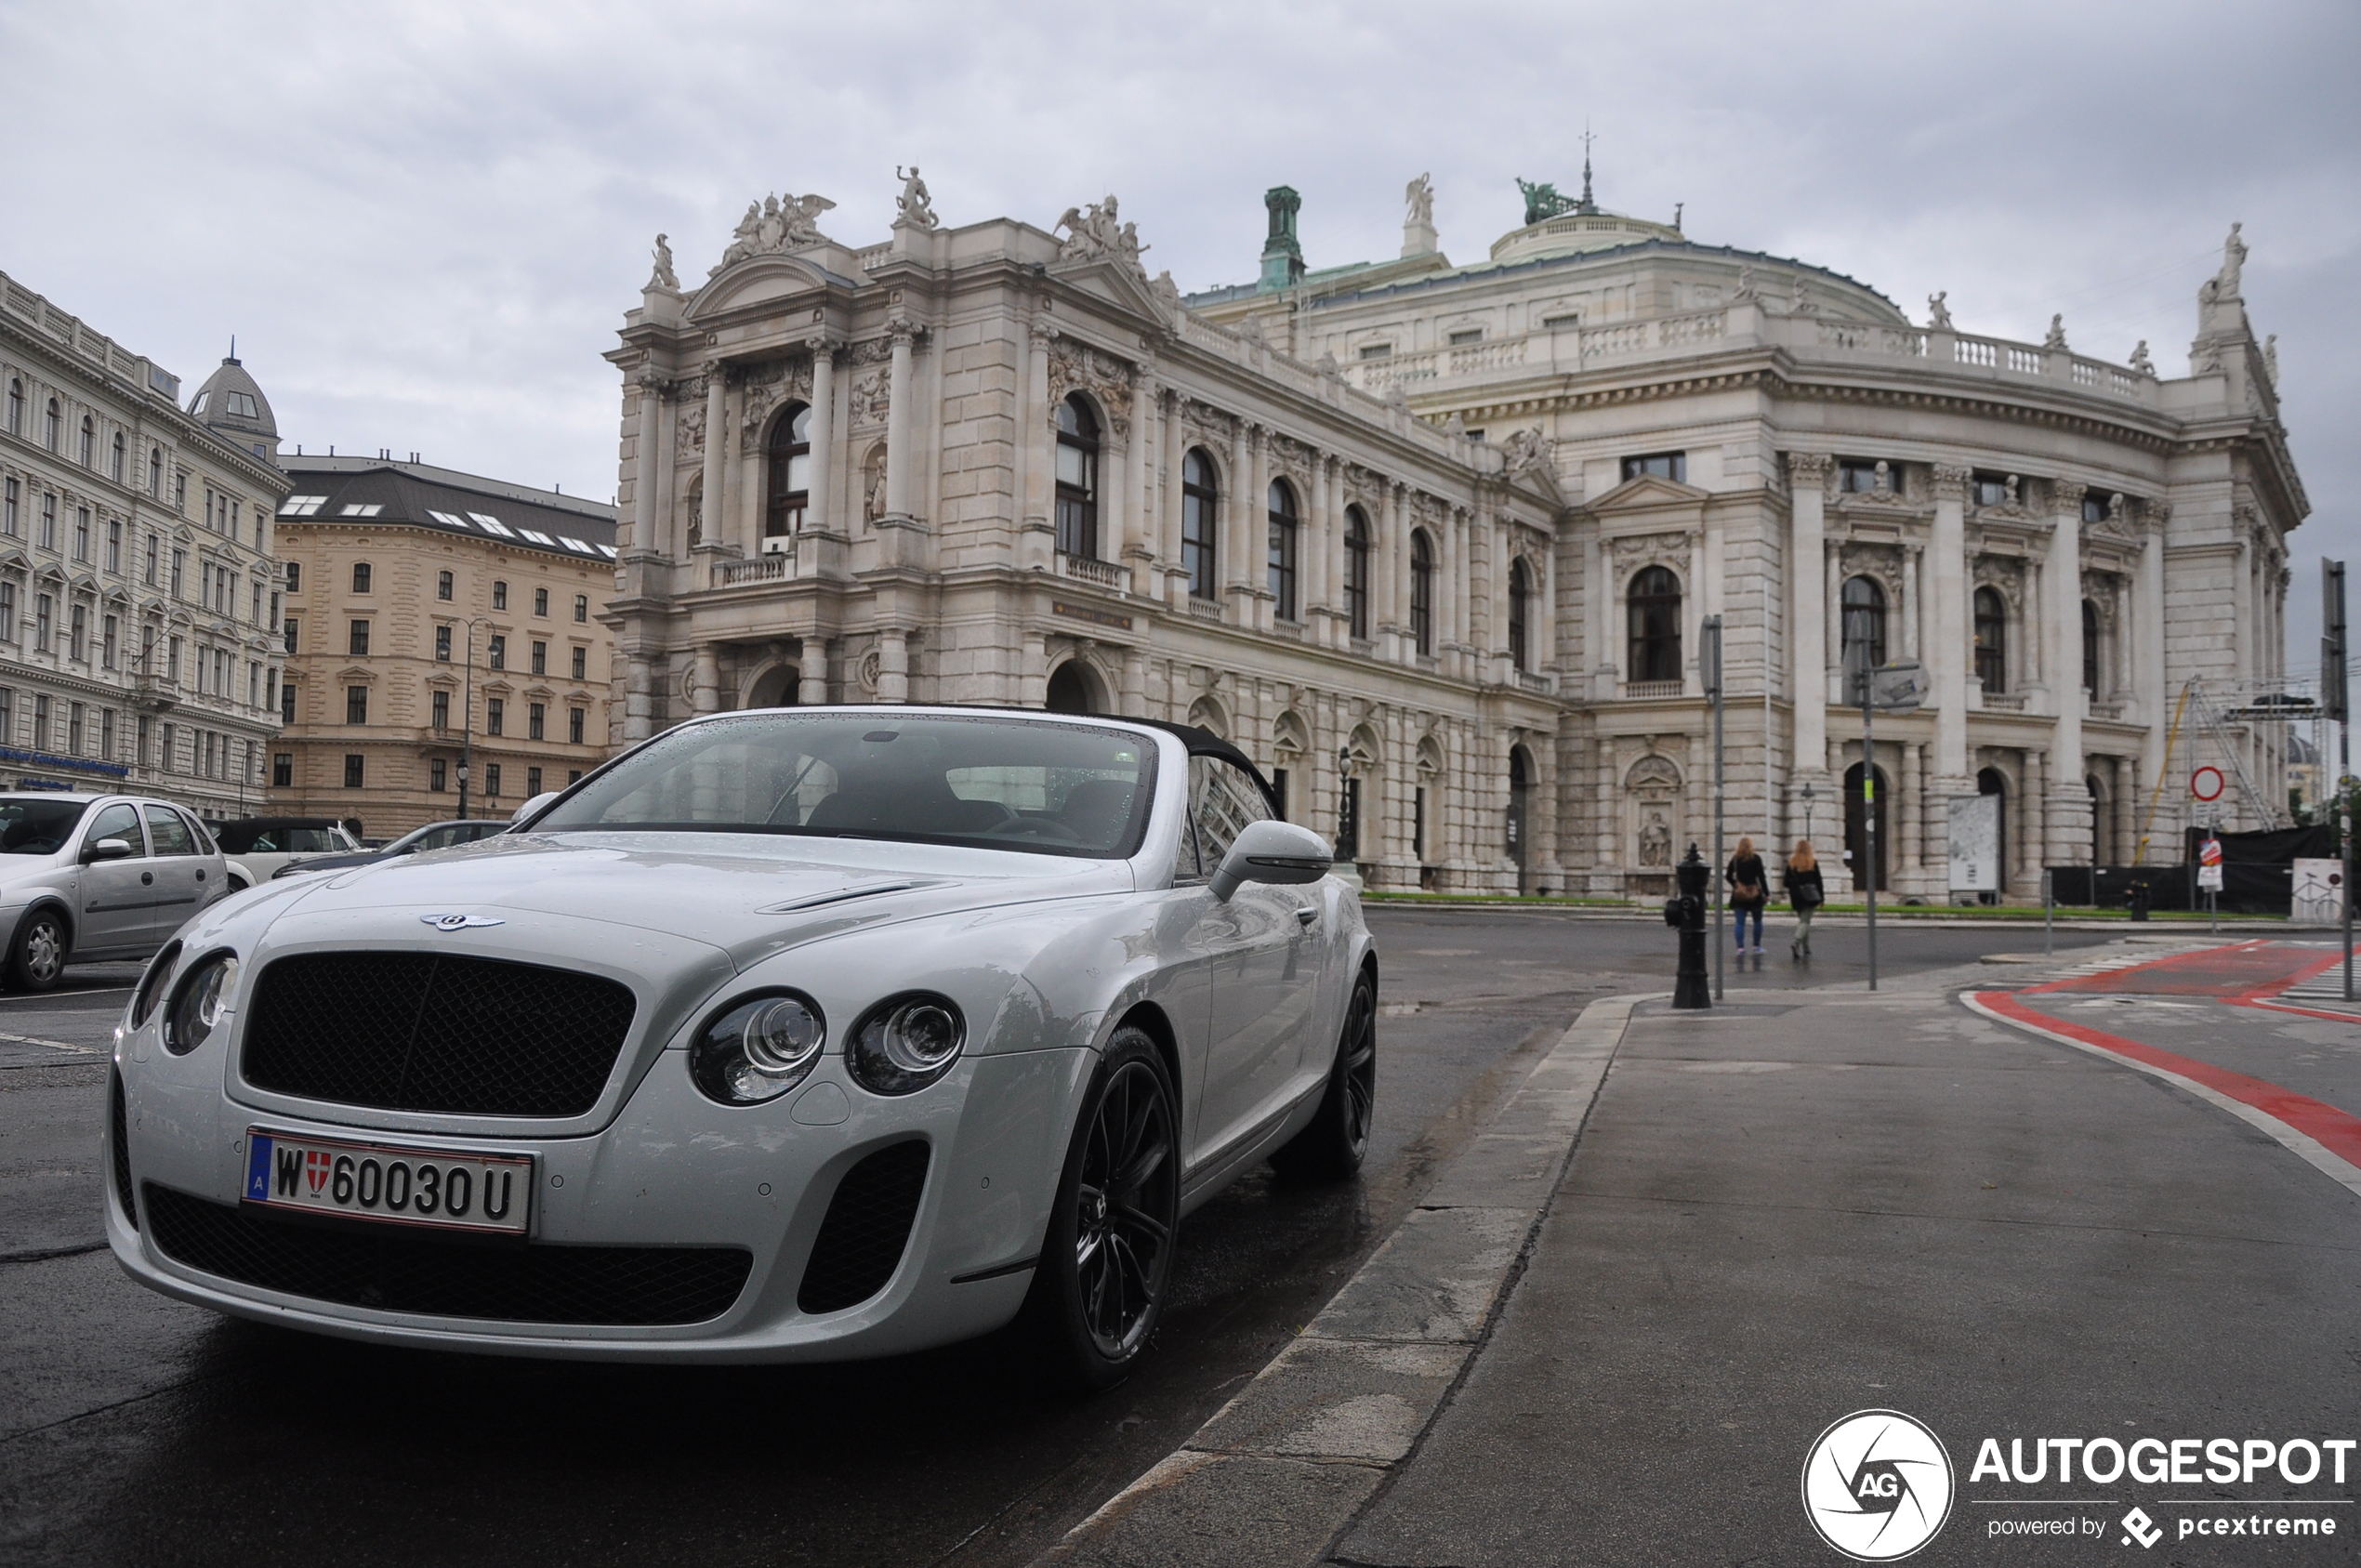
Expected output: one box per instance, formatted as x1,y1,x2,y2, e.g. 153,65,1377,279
0,1030,99,1055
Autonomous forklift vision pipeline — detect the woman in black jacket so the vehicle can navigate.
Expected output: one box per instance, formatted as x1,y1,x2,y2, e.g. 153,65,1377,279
1725,837,1769,955
1783,839,1826,960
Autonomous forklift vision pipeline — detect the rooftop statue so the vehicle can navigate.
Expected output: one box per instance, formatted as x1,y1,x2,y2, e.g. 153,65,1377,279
1405,173,1434,228
895,165,938,231
712,191,838,274
647,232,679,292
1925,291,1952,331
1516,177,1579,226
1055,195,1148,270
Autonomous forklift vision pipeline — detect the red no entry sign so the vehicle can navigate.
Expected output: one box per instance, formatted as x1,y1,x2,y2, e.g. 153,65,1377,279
2190,766,2225,802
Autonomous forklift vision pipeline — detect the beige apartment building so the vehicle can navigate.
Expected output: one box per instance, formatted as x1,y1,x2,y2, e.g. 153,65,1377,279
269,455,617,837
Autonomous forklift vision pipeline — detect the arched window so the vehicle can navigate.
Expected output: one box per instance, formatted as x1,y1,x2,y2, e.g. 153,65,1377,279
1266,479,1299,620
1973,586,2007,694
4,379,20,436
1410,530,1435,656
1508,557,1532,672
1627,564,1682,682
1343,505,1370,641
111,431,125,484
764,402,811,539
1054,396,1099,559
1840,574,1887,704
1181,448,1217,600
1045,661,1101,714
44,398,61,452
148,447,162,498
2080,599,2100,695
79,415,95,468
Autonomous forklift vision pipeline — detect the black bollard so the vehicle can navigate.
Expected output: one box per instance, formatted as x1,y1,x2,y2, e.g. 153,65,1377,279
2129,877,2151,922
1667,843,1711,1008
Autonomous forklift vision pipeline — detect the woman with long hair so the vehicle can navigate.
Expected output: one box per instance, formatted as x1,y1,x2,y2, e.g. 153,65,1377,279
1725,836,1768,955
1784,839,1826,960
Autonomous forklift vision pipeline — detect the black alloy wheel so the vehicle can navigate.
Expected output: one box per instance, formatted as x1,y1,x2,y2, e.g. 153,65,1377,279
1027,1028,1179,1390
7,908,68,992
1272,967,1377,1179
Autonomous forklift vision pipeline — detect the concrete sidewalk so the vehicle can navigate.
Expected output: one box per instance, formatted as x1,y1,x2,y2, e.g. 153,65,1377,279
1042,961,2361,1566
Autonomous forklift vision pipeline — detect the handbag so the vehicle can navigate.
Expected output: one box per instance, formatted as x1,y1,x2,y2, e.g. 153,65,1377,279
1794,877,1824,910
1734,878,1761,903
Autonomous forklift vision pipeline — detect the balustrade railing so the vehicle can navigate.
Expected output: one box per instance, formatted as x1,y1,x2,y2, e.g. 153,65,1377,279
712,554,789,587
1057,551,1127,589
1622,679,1684,700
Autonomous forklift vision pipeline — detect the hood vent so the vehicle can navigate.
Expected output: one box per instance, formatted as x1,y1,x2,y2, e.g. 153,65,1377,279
758,879,940,915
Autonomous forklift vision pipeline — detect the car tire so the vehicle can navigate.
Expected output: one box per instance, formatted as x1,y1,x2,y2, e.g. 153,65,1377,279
1023,1026,1180,1393
226,874,249,892
1271,967,1376,1181
7,907,69,993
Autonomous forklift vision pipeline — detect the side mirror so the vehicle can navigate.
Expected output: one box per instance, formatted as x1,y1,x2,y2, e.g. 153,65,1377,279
85,837,137,863
512,792,560,824
1210,820,1332,903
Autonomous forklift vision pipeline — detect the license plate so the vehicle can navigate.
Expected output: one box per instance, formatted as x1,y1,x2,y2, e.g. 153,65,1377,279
243,1129,533,1237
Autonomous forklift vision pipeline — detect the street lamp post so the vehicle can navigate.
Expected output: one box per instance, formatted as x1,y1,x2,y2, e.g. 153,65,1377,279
455,616,494,821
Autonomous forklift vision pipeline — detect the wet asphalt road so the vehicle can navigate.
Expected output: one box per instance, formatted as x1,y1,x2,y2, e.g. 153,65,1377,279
0,916,2120,1568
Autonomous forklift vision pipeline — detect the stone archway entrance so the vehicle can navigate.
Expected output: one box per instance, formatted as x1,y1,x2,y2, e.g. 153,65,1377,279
745,665,799,708
1843,760,1891,892
1507,745,1532,893
1046,660,1106,714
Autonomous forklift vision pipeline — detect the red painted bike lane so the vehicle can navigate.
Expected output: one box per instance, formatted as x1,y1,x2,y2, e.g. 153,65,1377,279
1966,940,2361,1198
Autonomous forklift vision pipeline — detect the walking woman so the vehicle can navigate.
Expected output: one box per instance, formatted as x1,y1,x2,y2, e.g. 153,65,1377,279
1725,837,1769,955
1784,839,1826,960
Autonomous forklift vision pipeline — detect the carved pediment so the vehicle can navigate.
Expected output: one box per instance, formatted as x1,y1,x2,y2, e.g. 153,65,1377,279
688,253,843,322
1048,341,1137,440
1589,472,1708,515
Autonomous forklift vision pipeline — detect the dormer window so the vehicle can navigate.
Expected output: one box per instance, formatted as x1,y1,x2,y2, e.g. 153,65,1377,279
1447,328,1484,346
225,391,258,419
1357,343,1394,361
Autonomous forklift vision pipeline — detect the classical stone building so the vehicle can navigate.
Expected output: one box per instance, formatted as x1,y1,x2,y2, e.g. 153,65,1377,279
269,456,619,838
606,172,2303,899
0,270,288,819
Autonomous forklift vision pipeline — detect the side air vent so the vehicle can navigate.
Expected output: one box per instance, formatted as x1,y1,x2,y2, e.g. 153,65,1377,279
797,1141,930,1314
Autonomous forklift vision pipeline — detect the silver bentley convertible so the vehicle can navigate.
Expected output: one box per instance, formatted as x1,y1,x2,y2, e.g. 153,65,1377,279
108,708,1377,1387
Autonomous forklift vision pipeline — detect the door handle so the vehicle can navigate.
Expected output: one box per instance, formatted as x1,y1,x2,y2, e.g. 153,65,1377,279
141,873,153,885
1295,906,1317,927
195,869,206,881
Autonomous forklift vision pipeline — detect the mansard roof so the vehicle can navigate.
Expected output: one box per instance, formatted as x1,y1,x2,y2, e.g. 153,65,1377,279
277,456,617,562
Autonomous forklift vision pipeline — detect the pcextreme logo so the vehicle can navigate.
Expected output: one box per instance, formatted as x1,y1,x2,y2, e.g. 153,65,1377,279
1802,1409,1957,1561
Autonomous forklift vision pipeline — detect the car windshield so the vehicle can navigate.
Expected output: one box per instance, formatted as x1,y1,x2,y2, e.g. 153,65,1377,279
535,713,1157,860
0,799,91,855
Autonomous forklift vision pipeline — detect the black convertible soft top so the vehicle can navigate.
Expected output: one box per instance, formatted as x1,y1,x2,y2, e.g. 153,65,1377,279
1115,718,1280,813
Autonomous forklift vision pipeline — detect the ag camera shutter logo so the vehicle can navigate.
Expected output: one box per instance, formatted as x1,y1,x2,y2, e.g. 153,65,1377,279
1802,1409,1956,1561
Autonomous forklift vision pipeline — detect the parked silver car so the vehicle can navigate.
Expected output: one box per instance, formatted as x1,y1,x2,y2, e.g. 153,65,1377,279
0,793,231,989
214,818,362,890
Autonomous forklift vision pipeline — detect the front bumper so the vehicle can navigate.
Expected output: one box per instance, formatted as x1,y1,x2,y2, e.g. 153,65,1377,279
109,1040,1092,1363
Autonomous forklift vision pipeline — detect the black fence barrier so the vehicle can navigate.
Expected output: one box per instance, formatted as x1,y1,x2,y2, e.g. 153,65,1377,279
2045,825,2331,916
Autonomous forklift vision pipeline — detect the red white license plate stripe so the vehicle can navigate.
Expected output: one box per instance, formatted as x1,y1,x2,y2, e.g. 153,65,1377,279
244,1128,533,1236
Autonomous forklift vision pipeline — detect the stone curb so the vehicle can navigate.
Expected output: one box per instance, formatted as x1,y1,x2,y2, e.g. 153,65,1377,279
1030,992,1649,1568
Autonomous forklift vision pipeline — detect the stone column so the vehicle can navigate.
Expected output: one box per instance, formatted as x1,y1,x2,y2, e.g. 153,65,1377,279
1685,527,1706,696
1901,543,1922,661
1227,421,1255,620
2136,509,2169,853
1588,531,1612,700
1018,323,1054,573
1306,452,1330,640
798,641,828,705
633,369,665,557
1101,424,1128,570
883,323,915,520
1161,394,1187,606
692,644,720,715
1788,455,1830,808
1386,482,1408,660
1926,465,1974,893
793,336,839,579
700,364,729,556
1903,741,1924,876
877,628,908,704
2045,484,2089,864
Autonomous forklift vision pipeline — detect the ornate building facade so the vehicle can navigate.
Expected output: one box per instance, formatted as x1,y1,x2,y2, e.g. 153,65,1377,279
607,175,2304,899
0,270,288,820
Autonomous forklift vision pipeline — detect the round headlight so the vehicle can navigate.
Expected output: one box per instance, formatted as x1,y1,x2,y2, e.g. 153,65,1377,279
164,953,239,1057
130,941,181,1031
692,992,826,1106
848,994,966,1096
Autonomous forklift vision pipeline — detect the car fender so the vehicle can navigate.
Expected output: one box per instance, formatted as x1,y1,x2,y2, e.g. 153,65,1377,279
7,893,75,958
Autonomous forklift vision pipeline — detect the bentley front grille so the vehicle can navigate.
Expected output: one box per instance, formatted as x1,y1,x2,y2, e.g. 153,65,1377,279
241,952,638,1118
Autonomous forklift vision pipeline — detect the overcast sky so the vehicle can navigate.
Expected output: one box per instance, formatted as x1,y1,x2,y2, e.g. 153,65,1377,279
5,0,2354,670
